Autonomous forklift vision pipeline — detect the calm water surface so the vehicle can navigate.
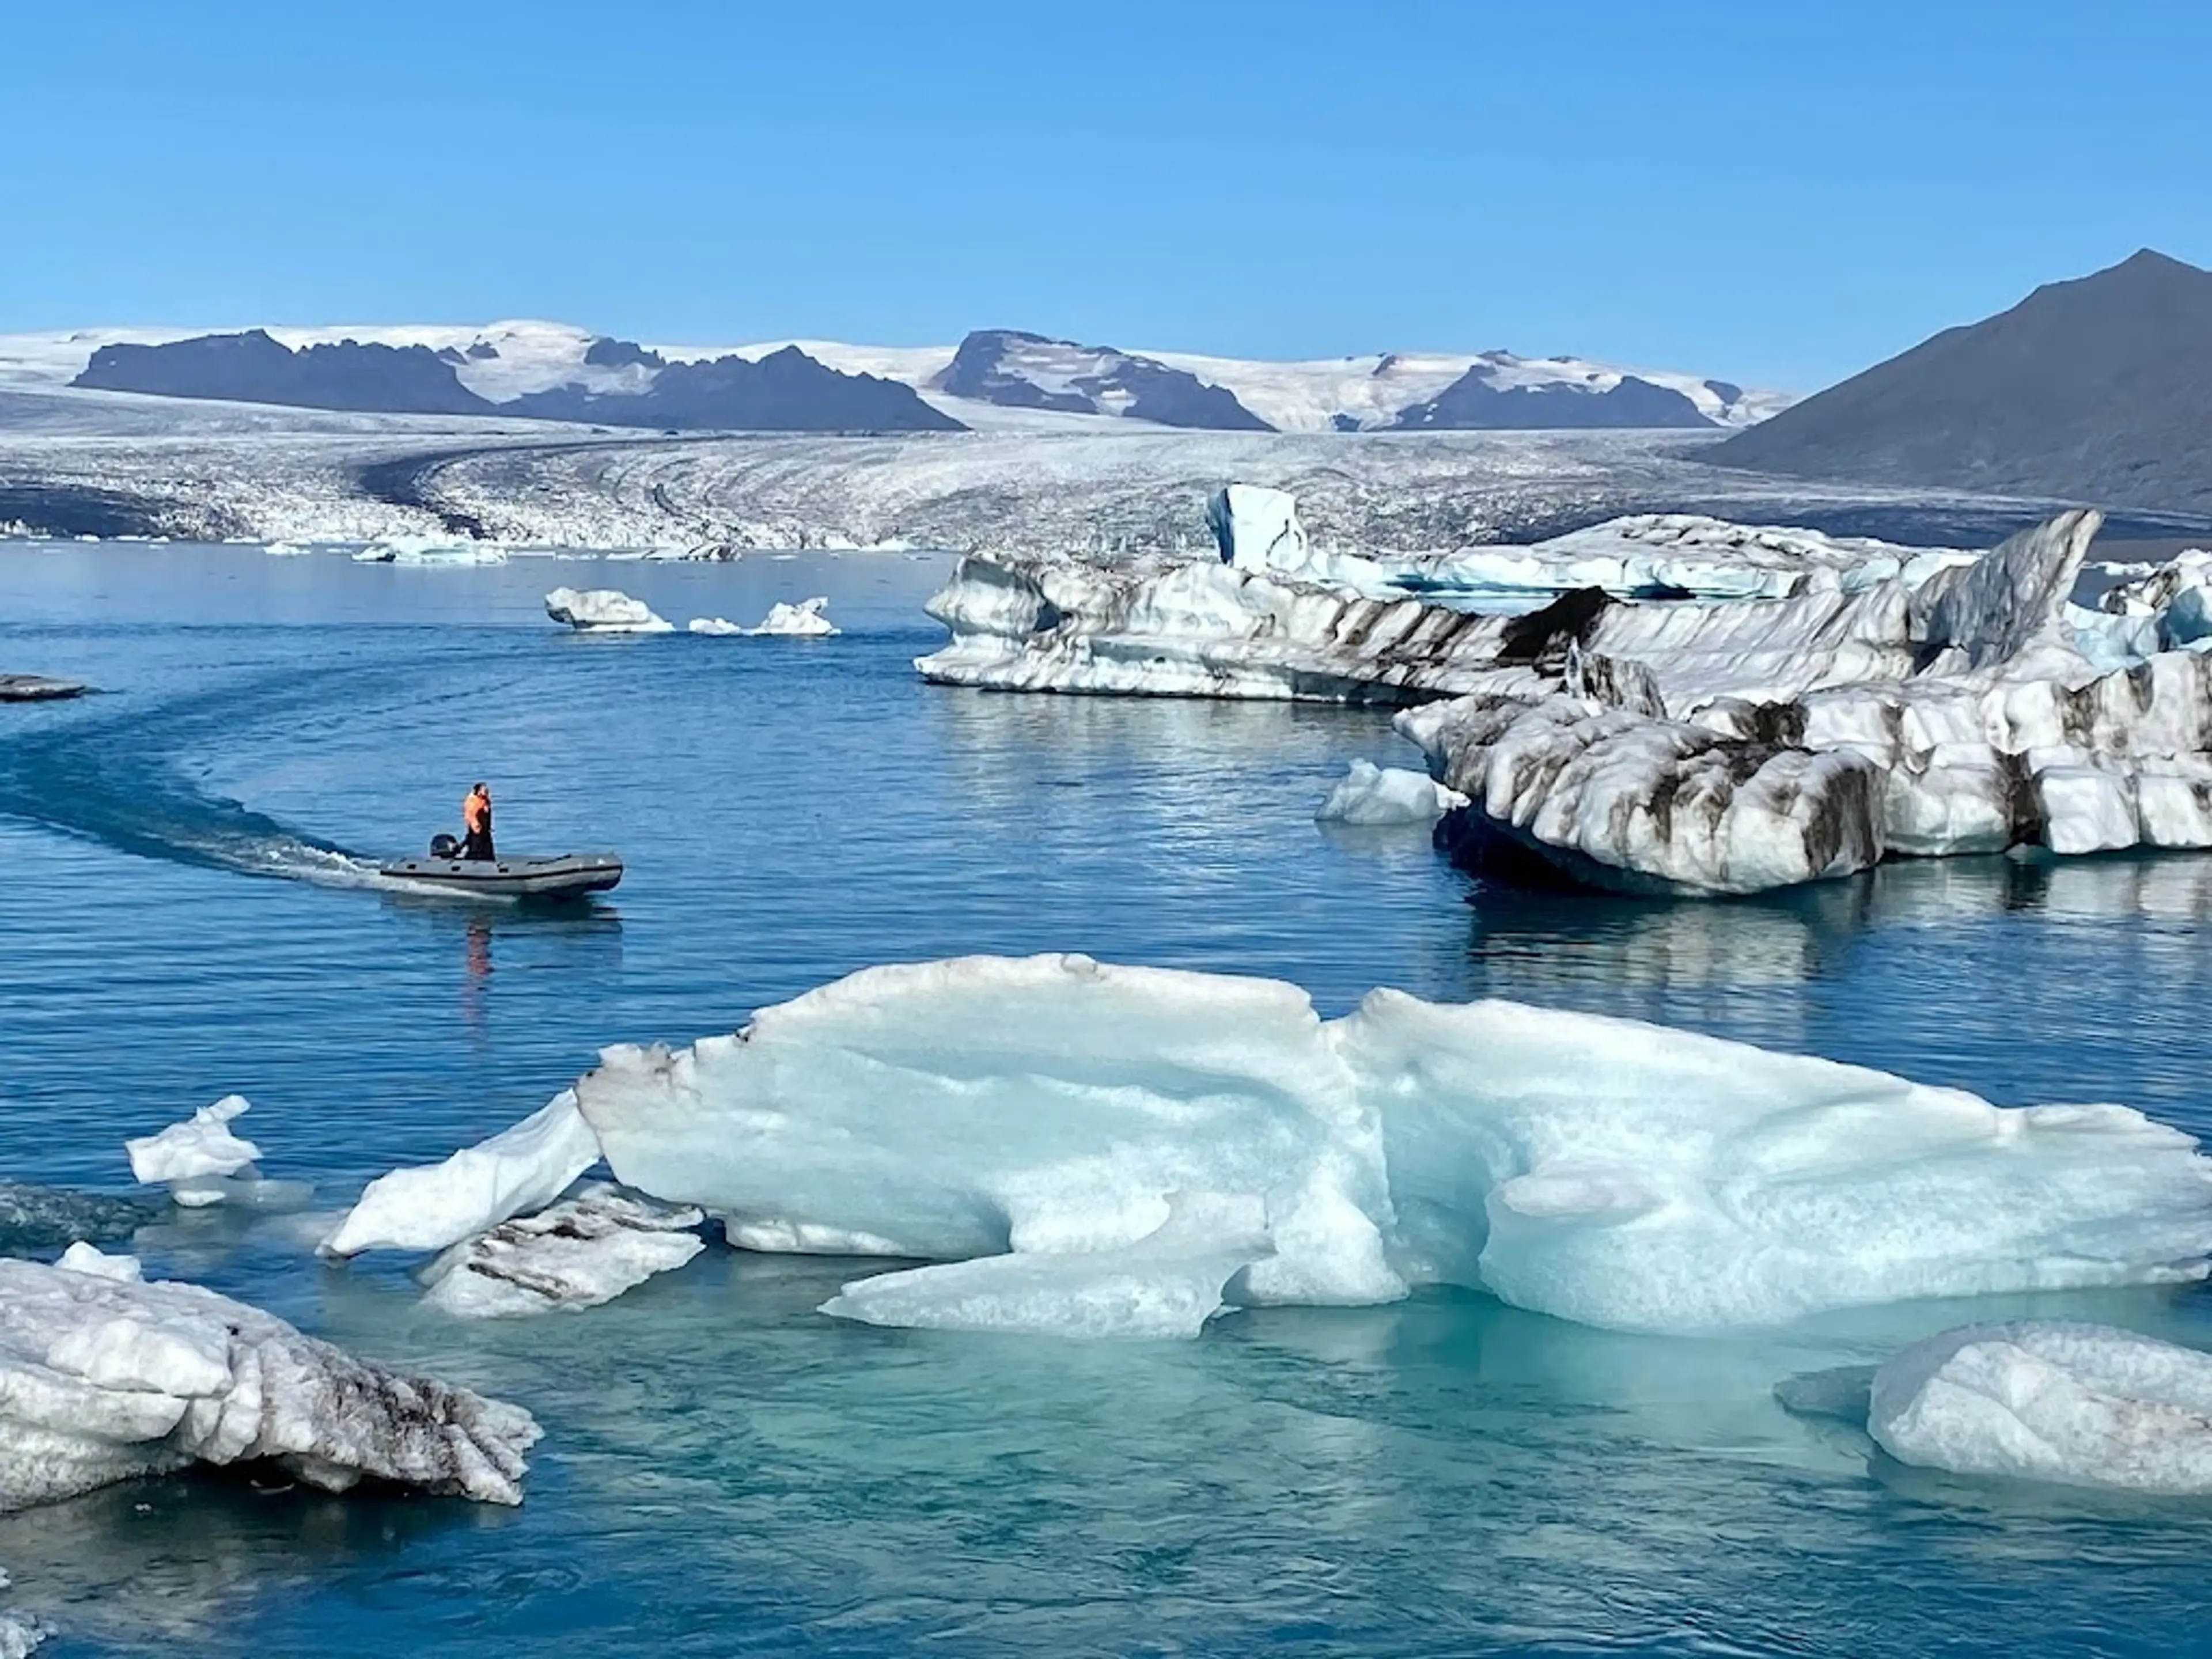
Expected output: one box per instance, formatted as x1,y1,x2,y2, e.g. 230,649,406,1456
1,543,2208,1657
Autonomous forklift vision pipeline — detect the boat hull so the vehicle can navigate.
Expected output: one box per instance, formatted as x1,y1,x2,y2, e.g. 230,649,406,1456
377,853,623,900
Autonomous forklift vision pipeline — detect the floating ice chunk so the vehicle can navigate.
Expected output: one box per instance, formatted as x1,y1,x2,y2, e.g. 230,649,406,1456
1869,1322,2212,1494
0,1578,43,1659
752,596,838,637
0,1255,540,1512
823,1191,1275,1339
1315,759,1469,825
686,616,745,636
321,1090,604,1257
353,535,504,566
563,954,2212,1336
419,1183,704,1318
543,586,674,633
123,1096,310,1210
262,539,312,557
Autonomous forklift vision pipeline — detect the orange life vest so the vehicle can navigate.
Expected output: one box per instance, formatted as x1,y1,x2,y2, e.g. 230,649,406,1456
464,791,489,832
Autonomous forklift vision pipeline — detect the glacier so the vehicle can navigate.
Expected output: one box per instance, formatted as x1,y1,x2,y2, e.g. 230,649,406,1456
0,1245,540,1512
544,953,2212,1337
1868,1322,2212,1495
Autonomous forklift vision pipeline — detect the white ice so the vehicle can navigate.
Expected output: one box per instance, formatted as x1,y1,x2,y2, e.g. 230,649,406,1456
351,534,505,565
555,953,2212,1338
688,596,840,637
321,1089,604,1256
0,1247,540,1512
419,1183,704,1318
1869,1322,2212,1494
123,1096,310,1210
543,586,673,633
821,1191,1276,1339
1314,760,1467,826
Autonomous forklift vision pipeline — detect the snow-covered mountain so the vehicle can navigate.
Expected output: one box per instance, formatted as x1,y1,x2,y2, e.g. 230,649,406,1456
0,320,1790,434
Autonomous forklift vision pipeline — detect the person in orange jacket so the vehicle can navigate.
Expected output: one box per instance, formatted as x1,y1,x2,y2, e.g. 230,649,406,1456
461,782,495,861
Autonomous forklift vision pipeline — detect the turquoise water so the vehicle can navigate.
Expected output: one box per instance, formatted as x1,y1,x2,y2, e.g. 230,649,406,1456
2,543,2210,1656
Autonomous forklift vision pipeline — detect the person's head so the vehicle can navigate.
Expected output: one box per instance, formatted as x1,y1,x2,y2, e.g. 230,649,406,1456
472,781,488,798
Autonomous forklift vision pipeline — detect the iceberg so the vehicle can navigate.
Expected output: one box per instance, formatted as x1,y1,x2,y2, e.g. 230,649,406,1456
419,1183,704,1318
685,596,840,638
123,1096,309,1209
352,535,505,565
321,1090,603,1257
555,954,2212,1337
1868,1322,2212,1494
0,1247,540,1512
1314,760,1468,826
543,586,673,634
2100,547,2212,649
0,1571,43,1659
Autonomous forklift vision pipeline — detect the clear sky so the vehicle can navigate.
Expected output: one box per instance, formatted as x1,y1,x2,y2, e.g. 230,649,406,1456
3,0,2205,390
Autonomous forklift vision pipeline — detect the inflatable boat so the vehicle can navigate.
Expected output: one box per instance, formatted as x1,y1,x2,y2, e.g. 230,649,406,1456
378,844,623,900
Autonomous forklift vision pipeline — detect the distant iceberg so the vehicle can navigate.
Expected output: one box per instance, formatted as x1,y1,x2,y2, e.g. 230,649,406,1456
543,953,2212,1338
686,596,839,638
544,586,673,634
353,534,506,565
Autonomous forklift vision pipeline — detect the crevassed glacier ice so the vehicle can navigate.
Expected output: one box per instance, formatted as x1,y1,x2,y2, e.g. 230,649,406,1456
1869,1322,2212,1494
563,954,2212,1337
420,1183,704,1319
123,1096,309,1210
0,1247,540,1511
321,1090,603,1257
1314,760,1468,826
543,586,673,633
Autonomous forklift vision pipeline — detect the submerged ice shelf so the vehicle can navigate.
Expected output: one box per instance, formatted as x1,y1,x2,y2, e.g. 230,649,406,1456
312,952,2212,1339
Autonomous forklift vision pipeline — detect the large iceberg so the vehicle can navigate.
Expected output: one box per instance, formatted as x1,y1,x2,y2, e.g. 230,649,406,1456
558,954,2212,1337
1868,1322,2212,1494
0,1246,540,1511
543,586,673,633
927,500,2212,893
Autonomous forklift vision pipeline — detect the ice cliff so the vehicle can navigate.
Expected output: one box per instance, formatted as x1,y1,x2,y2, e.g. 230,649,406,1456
547,953,2212,1337
0,1245,540,1512
923,499,2212,893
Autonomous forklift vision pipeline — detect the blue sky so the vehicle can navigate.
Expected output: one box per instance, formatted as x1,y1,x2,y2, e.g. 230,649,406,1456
2,0,2205,389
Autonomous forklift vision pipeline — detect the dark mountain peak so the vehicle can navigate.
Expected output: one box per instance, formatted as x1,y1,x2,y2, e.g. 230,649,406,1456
1714,251,2212,515
508,344,963,433
583,335,665,370
73,330,493,415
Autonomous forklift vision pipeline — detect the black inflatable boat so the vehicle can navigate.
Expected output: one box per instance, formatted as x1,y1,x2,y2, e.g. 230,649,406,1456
379,835,623,900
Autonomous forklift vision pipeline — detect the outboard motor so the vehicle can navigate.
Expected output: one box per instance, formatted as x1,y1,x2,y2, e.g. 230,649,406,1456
429,832,461,859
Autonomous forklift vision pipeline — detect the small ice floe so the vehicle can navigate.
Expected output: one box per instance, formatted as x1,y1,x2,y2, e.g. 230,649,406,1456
686,596,839,638
543,586,673,634
0,1247,541,1512
124,1096,310,1210
1869,1321,2212,1494
321,1090,604,1257
353,535,506,566
262,540,313,557
1315,759,1468,826
421,1183,704,1319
